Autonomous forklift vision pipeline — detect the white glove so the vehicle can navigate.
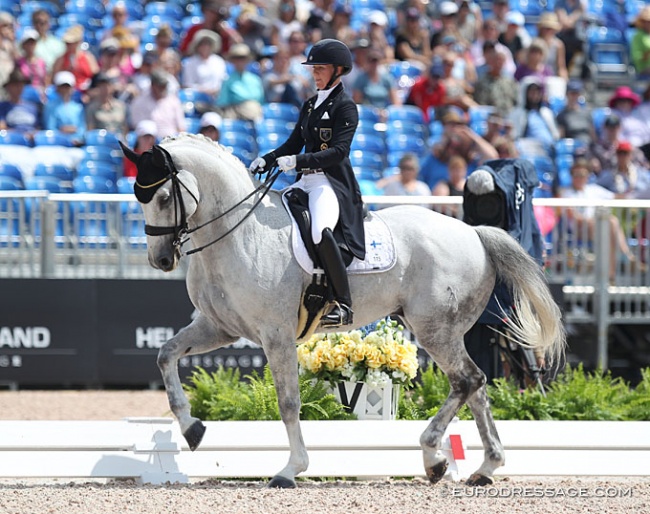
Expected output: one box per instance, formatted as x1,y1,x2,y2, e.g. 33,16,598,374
249,157,267,174
277,155,297,172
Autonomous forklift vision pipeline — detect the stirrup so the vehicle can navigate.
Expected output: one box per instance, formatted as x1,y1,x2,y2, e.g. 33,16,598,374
320,301,353,327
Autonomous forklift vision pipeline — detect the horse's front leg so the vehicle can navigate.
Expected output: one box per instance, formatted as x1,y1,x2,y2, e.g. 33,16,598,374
157,312,236,450
263,339,308,488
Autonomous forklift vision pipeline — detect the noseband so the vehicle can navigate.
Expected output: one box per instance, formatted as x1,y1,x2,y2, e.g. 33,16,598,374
140,159,280,256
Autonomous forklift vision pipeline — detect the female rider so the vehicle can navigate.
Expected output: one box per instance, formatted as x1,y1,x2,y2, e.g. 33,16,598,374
249,38,365,327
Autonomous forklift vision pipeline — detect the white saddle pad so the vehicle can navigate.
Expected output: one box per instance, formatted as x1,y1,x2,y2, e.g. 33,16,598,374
281,192,396,275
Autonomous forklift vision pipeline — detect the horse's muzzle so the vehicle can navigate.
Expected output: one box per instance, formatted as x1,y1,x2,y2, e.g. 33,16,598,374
150,248,179,272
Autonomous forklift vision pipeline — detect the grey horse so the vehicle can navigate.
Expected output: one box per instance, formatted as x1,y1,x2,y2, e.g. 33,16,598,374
121,134,565,488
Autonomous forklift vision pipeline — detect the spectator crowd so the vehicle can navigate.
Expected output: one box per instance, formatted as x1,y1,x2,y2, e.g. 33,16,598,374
0,0,649,202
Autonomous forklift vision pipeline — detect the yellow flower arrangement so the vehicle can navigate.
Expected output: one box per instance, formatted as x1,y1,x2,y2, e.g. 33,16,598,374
296,319,419,387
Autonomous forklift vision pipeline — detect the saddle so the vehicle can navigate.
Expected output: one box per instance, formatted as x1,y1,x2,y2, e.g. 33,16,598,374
284,189,395,341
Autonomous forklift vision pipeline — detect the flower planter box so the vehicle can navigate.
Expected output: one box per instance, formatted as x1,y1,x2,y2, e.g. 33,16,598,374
329,381,400,420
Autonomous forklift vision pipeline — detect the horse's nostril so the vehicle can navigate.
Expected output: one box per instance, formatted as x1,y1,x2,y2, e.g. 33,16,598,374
160,257,171,269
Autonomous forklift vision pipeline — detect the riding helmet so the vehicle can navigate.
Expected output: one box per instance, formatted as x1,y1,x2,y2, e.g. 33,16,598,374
302,39,353,75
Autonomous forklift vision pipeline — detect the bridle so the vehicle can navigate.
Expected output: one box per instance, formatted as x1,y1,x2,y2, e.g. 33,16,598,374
139,160,281,256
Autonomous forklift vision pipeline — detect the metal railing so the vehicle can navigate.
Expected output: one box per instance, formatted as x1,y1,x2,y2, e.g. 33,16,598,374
1,192,649,368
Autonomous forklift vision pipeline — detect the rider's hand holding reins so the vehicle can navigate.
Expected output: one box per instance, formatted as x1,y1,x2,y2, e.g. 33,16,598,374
277,155,297,174
249,157,268,175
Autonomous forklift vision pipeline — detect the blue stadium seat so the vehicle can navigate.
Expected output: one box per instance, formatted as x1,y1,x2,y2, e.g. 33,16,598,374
354,168,383,181
0,130,32,146
227,146,255,167
351,133,385,154
386,133,426,155
388,61,423,81
220,132,257,153
77,160,119,182
222,118,256,136
65,0,105,18
357,105,381,124
256,132,285,155
386,104,425,124
83,145,123,165
555,138,585,156
591,106,612,137
0,164,24,186
33,163,74,182
179,89,214,118
73,175,116,193
386,119,426,138
24,176,62,193
33,130,74,147
357,178,383,197
84,129,121,149
255,118,294,137
586,26,634,89
22,0,60,17
0,176,23,191
144,1,185,20
349,150,385,171
116,176,136,194
262,102,299,122
185,117,201,133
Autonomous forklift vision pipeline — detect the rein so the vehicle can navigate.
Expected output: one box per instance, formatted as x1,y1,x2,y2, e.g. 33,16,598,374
144,165,281,256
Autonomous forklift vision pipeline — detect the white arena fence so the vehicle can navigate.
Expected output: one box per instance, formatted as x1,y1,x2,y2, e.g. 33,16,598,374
0,419,648,484
1,192,649,369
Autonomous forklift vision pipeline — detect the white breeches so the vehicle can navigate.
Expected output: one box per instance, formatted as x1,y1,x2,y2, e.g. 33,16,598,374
289,173,340,244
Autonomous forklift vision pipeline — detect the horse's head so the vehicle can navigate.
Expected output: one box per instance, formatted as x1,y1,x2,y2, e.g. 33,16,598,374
121,141,199,272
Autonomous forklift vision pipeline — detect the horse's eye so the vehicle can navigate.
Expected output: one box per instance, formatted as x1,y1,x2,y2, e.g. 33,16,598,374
158,189,171,206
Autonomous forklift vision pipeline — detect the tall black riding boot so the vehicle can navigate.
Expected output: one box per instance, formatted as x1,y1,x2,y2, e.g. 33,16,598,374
316,228,353,327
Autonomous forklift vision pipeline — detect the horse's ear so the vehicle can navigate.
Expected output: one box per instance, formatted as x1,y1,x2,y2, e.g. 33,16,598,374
119,141,139,164
152,145,169,169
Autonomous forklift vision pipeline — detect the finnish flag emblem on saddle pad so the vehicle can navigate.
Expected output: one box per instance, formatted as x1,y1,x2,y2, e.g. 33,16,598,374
282,201,397,275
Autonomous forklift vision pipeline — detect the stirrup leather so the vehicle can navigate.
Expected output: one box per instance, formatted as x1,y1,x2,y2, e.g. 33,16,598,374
320,301,353,327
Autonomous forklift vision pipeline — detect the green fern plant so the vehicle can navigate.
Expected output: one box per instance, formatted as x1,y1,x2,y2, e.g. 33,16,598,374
184,365,355,421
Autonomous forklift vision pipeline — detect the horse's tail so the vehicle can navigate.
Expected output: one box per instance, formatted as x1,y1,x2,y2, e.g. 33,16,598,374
474,225,566,365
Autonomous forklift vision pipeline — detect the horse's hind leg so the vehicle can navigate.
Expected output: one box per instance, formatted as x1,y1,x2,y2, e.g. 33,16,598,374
464,383,505,486
418,341,490,484
157,313,236,450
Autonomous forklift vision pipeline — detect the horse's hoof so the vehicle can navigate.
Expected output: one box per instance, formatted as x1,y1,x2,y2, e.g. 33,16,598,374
425,460,449,484
466,473,494,486
183,420,206,451
267,475,296,488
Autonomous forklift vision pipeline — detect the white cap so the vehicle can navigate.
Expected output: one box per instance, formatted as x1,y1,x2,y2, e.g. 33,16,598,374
135,119,157,137
368,10,388,27
53,70,75,87
20,28,39,45
506,10,525,26
439,1,459,16
199,112,222,130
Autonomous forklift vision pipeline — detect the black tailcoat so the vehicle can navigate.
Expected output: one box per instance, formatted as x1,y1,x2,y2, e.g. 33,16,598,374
264,83,366,260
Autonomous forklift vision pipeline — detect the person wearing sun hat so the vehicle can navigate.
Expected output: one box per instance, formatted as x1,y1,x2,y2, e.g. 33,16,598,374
215,43,264,121
50,25,99,91
536,11,568,80
607,85,647,147
630,5,650,76
0,68,40,136
181,29,227,100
